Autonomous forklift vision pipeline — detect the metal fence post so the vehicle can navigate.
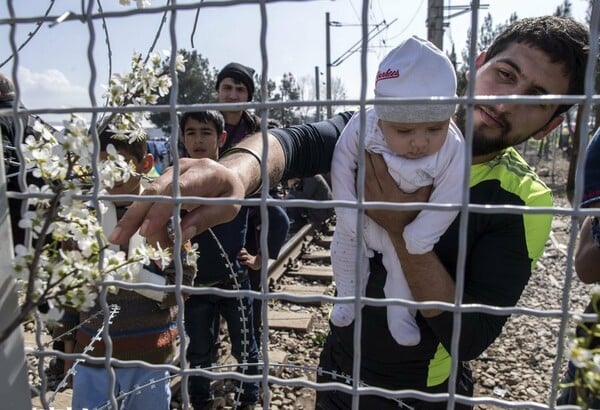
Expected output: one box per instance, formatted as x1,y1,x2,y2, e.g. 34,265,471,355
0,129,31,409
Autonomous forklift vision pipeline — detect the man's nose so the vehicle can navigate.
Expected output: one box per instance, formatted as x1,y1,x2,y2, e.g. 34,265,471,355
496,84,530,113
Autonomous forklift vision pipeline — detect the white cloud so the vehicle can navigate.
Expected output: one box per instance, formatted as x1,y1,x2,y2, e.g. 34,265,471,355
15,67,94,124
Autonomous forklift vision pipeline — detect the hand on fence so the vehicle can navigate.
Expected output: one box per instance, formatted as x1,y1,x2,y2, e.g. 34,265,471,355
238,248,261,271
109,158,245,245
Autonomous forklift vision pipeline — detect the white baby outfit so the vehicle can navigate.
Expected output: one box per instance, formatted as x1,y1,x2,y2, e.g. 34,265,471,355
330,107,464,346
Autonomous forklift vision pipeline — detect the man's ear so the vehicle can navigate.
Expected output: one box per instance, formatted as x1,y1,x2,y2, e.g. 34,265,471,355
465,51,486,79
474,51,487,70
140,153,154,174
532,115,564,140
218,130,228,148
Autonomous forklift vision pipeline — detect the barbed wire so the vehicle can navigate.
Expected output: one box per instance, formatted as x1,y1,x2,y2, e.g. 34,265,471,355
0,0,57,69
143,0,172,64
83,360,417,410
46,304,121,405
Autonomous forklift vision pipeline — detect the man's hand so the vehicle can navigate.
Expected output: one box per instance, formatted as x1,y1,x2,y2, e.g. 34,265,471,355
364,151,432,237
109,158,245,244
238,248,262,271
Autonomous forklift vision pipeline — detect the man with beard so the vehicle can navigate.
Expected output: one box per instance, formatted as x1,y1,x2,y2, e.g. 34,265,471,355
109,16,590,410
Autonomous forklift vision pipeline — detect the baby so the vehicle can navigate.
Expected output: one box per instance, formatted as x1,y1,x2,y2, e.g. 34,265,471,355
330,36,464,345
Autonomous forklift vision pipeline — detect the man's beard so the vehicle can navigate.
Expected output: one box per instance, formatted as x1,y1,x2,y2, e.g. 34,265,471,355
455,105,520,157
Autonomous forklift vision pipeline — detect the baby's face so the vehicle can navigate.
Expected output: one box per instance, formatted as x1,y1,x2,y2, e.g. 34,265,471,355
378,118,450,159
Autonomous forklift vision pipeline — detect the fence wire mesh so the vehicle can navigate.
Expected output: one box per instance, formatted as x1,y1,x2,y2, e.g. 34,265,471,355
1,1,600,409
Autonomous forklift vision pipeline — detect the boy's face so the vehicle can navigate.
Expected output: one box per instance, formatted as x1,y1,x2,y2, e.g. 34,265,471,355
182,117,226,160
378,118,450,159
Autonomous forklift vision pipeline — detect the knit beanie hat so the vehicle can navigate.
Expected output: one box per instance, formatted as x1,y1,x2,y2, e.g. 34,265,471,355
216,62,255,101
374,36,457,123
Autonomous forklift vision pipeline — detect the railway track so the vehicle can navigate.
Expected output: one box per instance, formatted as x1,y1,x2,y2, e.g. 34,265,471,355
192,220,335,409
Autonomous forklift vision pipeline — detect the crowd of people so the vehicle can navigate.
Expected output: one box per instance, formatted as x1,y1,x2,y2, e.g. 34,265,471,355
1,12,598,410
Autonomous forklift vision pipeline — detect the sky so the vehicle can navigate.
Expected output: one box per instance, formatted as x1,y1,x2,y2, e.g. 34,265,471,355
0,0,590,125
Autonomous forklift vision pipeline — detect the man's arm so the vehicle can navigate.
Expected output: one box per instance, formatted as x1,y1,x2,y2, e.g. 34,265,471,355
364,151,544,359
110,112,353,245
108,132,282,245
575,206,600,284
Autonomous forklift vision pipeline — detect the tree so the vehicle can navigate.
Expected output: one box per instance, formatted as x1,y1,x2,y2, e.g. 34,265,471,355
555,0,572,16
456,12,518,96
254,74,277,108
295,74,316,122
149,49,217,132
269,72,301,126
330,76,348,115
294,73,348,122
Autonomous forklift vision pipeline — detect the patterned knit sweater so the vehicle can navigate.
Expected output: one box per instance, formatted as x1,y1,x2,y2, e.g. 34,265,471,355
75,289,179,364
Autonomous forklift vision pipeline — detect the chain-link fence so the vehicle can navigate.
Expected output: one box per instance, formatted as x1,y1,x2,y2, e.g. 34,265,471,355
1,1,600,409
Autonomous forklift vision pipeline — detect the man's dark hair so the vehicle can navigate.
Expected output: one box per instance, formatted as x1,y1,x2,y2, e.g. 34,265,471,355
215,62,256,102
484,15,589,116
99,129,148,162
179,110,225,135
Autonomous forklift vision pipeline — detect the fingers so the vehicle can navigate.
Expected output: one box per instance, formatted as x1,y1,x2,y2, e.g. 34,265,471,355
413,184,433,203
108,200,154,244
180,202,241,242
109,163,183,244
365,151,394,202
109,158,245,244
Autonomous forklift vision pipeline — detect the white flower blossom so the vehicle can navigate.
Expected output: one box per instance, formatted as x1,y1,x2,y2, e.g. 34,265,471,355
136,0,151,9
120,0,151,8
175,53,187,72
10,49,182,328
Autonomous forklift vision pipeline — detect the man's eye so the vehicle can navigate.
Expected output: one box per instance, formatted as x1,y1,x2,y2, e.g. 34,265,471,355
498,69,512,80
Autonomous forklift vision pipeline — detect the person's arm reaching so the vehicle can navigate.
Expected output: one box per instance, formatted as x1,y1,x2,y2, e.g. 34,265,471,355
107,134,276,246
109,112,353,245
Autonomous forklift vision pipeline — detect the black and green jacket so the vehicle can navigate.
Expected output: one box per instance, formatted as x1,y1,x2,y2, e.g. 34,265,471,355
272,113,552,391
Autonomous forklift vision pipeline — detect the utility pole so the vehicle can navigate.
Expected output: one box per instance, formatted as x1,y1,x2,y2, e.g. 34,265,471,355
427,0,444,50
315,66,321,121
428,1,490,51
325,12,333,118
325,13,395,118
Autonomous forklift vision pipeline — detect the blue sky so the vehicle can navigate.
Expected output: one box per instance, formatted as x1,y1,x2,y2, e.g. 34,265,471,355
0,0,589,125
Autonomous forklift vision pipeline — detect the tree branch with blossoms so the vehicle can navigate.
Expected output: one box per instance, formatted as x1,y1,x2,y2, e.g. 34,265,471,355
0,50,189,344
561,285,600,408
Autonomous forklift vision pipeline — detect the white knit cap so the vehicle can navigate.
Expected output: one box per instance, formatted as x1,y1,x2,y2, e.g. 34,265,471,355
374,35,457,123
